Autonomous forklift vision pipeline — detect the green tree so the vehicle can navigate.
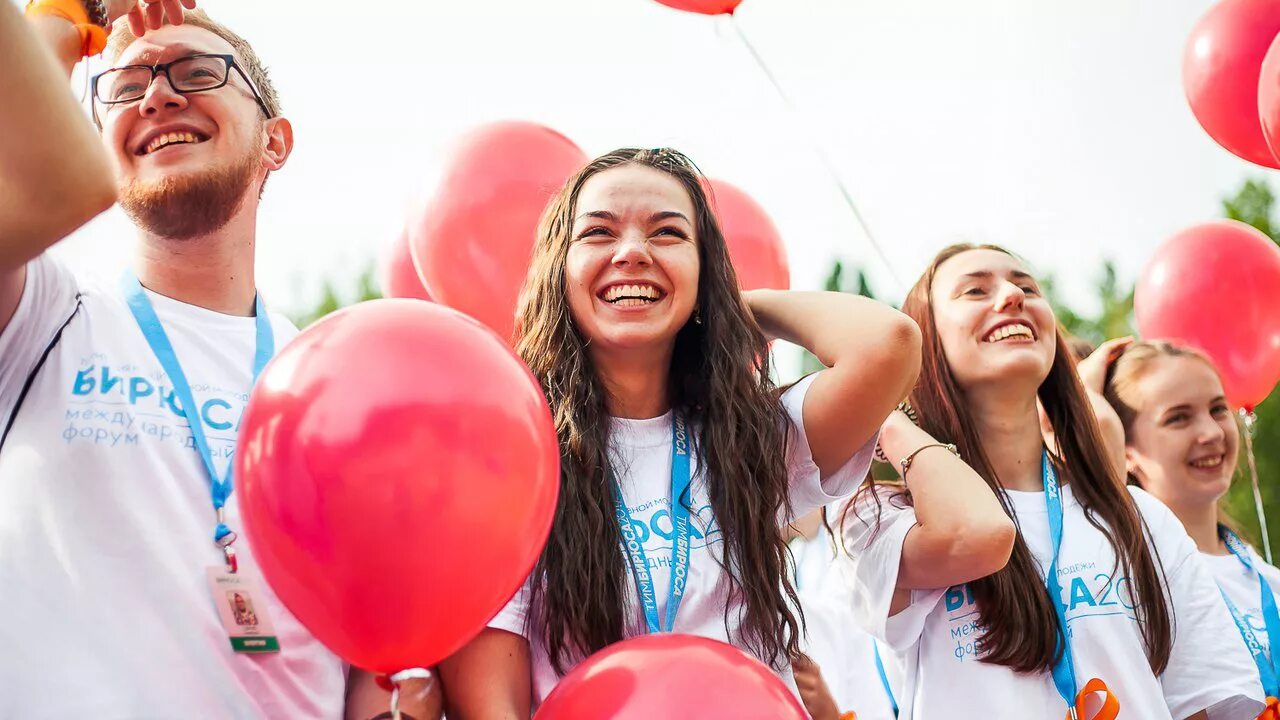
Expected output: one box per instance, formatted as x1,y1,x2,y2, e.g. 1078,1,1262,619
1217,178,1280,552
1223,179,1277,239
1041,261,1134,350
291,265,382,328
797,260,879,376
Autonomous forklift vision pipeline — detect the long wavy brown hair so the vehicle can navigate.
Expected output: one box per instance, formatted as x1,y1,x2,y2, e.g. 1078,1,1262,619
515,148,801,673
864,243,1174,674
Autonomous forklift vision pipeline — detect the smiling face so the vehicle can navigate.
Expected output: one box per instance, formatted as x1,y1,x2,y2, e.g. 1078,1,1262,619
1124,356,1238,508
101,25,278,238
928,248,1057,392
564,163,701,356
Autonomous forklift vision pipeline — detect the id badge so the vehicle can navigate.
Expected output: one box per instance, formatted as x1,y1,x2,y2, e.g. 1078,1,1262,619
206,567,281,653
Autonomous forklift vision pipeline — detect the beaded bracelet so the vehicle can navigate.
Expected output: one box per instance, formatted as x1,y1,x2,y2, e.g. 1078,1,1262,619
874,400,918,464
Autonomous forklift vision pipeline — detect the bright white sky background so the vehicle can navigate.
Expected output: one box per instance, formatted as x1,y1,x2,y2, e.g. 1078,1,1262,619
25,0,1279,342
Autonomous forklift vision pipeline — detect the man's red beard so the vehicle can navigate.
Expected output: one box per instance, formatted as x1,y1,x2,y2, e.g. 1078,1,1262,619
119,152,259,240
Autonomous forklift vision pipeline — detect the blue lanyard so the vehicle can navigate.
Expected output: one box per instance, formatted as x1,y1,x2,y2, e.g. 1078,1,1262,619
612,415,693,634
1219,525,1280,697
1041,449,1081,710
872,641,899,717
121,273,274,546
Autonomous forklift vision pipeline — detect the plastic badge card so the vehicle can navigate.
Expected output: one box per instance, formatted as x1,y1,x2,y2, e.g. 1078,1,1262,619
206,567,281,653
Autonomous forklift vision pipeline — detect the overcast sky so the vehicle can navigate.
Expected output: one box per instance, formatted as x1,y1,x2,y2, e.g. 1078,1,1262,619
34,0,1278,328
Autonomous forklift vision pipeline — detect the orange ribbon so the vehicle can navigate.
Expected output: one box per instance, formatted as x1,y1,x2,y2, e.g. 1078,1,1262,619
1257,696,1280,720
1065,677,1119,720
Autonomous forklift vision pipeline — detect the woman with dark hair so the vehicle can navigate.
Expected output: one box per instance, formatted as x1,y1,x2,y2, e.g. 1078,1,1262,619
1102,340,1280,717
839,244,1264,719
436,148,996,715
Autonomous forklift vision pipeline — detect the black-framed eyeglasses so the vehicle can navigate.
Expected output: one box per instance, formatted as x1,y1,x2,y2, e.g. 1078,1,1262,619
91,53,271,120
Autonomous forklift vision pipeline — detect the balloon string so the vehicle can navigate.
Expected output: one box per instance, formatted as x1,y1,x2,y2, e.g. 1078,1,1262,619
1242,409,1272,564
388,667,434,720
725,14,906,293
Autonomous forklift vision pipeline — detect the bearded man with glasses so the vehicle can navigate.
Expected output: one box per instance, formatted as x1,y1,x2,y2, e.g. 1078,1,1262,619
0,2,440,717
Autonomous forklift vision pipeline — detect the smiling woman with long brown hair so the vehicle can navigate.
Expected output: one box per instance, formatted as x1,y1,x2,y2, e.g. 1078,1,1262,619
838,243,1265,719
435,147,933,715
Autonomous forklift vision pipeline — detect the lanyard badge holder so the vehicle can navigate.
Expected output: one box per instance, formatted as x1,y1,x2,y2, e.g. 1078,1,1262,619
1218,526,1280,712
122,273,281,653
613,415,694,635
1041,451,1120,720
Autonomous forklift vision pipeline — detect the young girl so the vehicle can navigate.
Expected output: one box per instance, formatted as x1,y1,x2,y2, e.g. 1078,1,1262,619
839,243,1264,719
1103,340,1280,714
438,147,955,715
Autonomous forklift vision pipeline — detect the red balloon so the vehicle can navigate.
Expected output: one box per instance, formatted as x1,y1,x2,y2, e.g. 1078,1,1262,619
409,121,588,341
706,179,790,291
1135,220,1280,411
653,0,742,14
535,634,806,719
380,230,431,300
1259,34,1280,162
1182,0,1280,168
237,300,559,673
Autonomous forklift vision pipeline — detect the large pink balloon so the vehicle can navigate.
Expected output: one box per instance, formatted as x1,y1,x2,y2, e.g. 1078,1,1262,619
409,121,587,341
535,634,806,719
707,179,790,291
380,230,431,300
653,0,742,14
237,299,559,673
1135,220,1280,411
1182,0,1280,168
1259,33,1280,162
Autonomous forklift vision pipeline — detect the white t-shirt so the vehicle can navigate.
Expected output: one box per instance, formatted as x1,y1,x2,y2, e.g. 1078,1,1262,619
791,525,842,593
791,531,903,720
838,483,1265,720
1204,543,1280,678
0,255,346,719
489,374,878,705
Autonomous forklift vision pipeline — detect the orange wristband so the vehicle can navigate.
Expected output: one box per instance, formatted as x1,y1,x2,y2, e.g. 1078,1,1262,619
25,0,107,57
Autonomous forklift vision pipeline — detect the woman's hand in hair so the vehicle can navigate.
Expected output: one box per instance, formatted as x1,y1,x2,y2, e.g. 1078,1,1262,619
880,412,1016,600
742,289,922,479
1076,336,1133,394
